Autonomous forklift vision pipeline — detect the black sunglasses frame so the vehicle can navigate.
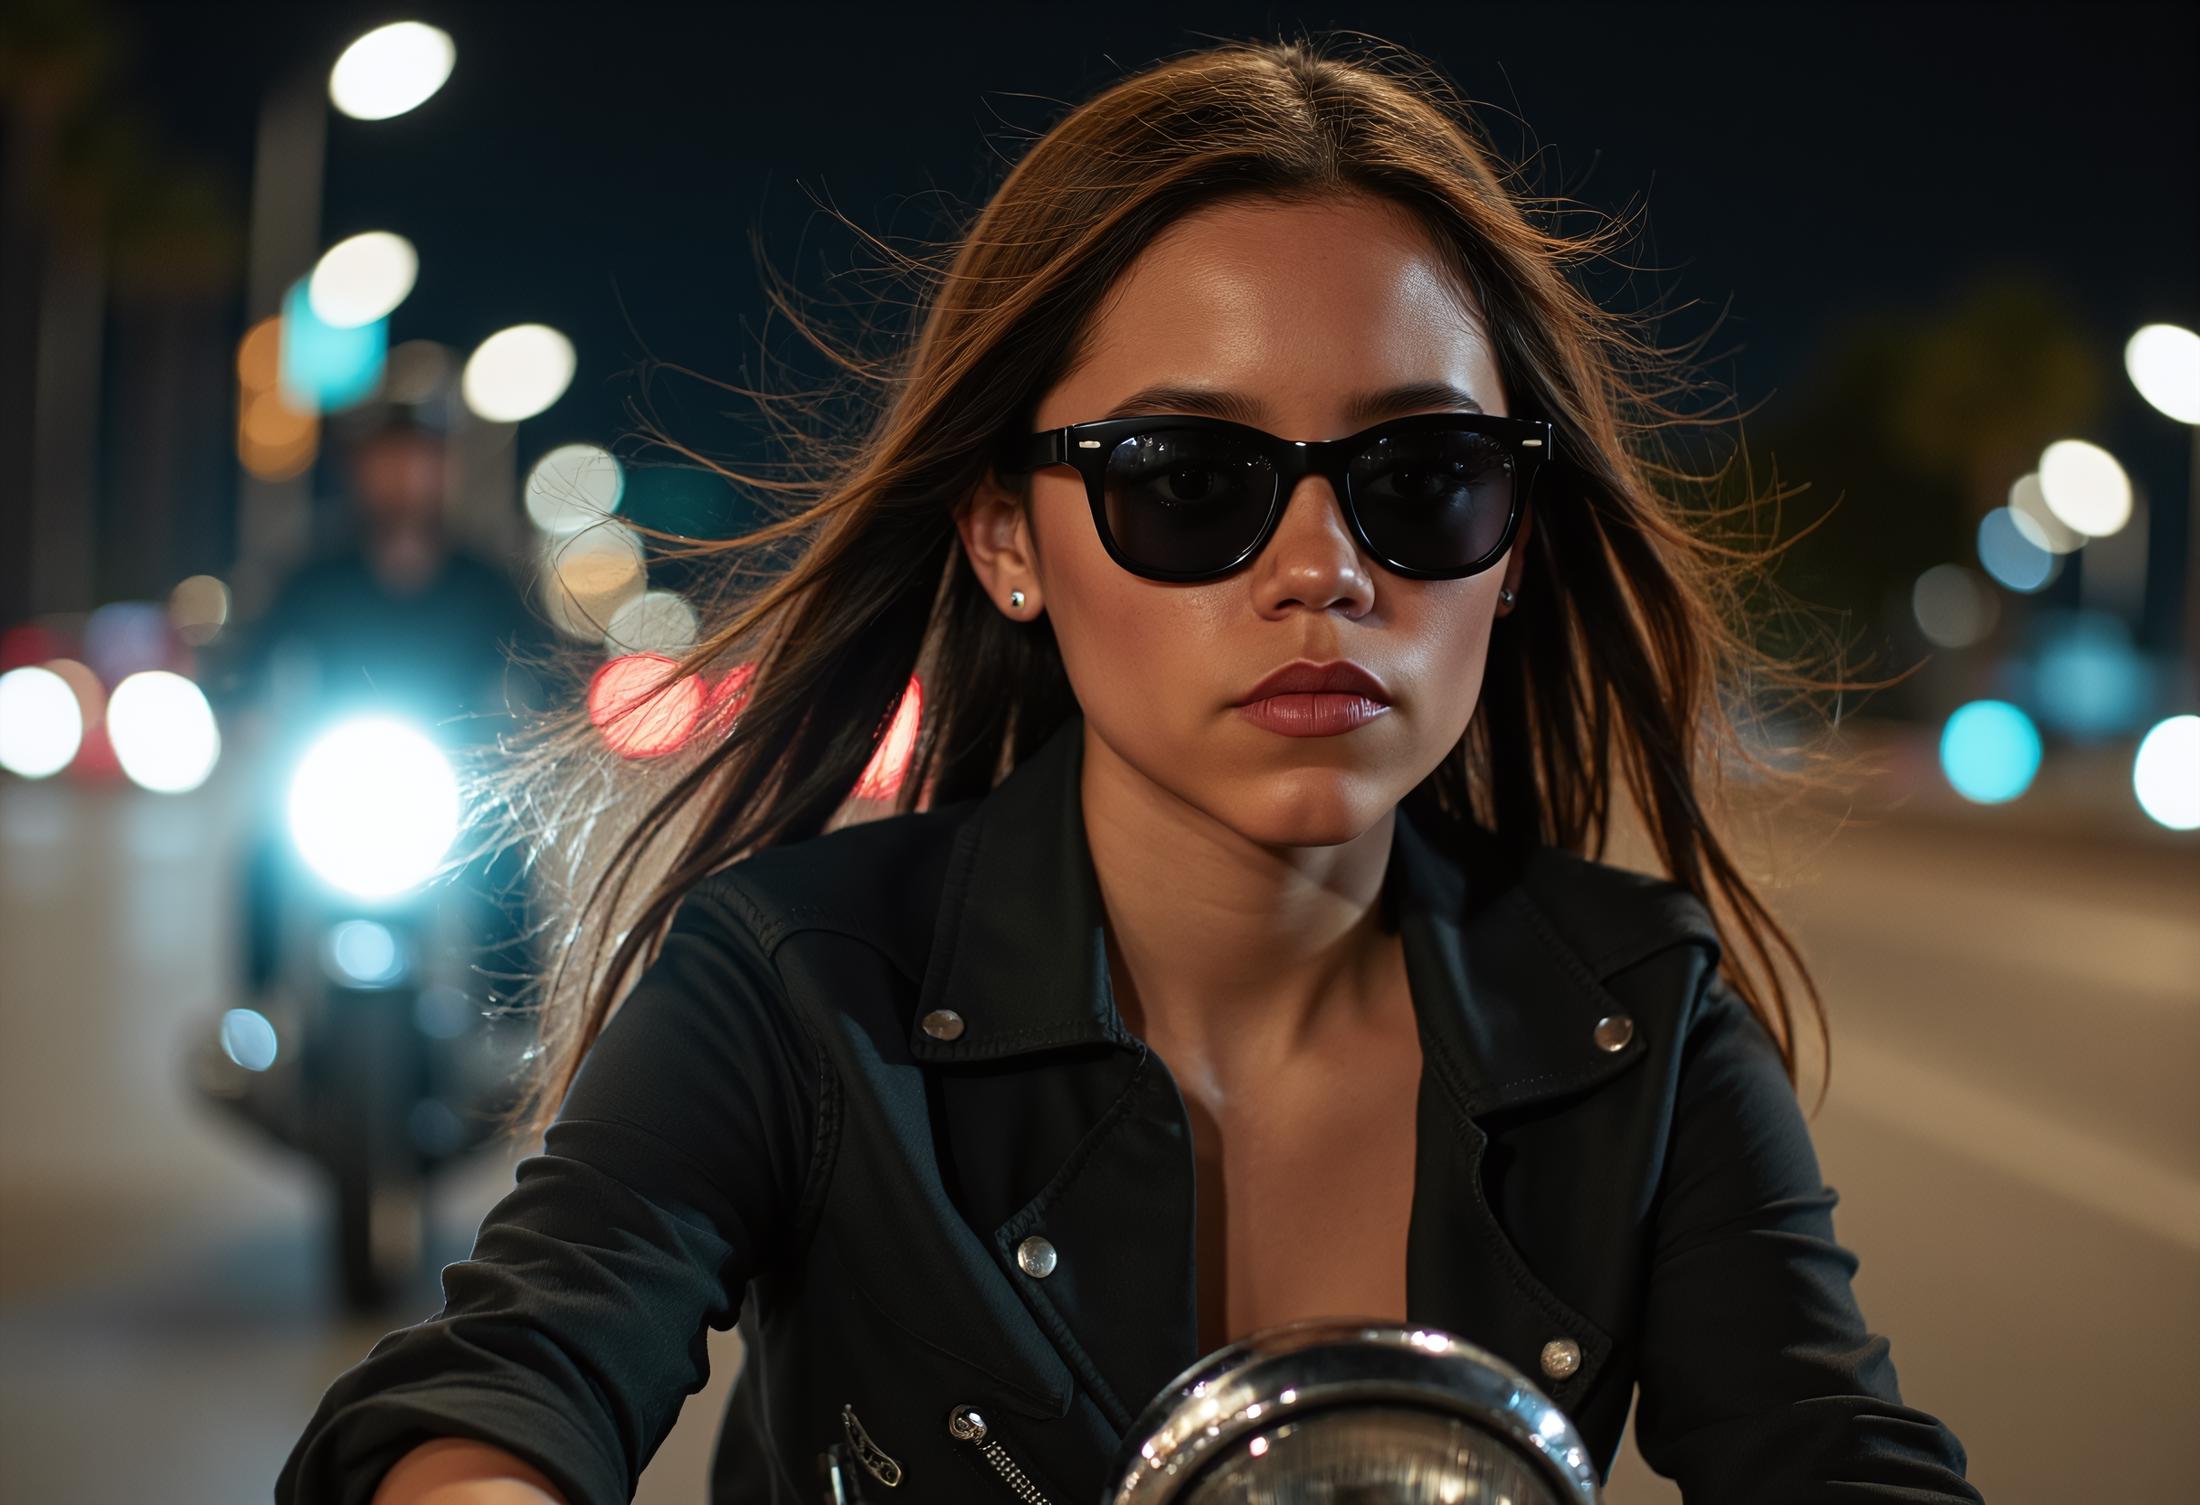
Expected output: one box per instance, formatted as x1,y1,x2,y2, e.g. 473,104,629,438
994,410,1555,583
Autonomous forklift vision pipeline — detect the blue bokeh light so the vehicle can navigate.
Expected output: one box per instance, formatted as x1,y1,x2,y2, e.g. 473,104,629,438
1940,700,2043,804
1977,508,2059,593
280,275,386,413
2032,612,2148,738
219,1008,280,1072
326,918,404,987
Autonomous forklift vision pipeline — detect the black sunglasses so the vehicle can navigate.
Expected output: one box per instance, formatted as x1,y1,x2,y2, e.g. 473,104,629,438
994,411,1553,583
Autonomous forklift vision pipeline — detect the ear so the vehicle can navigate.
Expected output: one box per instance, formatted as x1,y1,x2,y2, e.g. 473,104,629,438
1496,501,1534,615
955,466,1043,619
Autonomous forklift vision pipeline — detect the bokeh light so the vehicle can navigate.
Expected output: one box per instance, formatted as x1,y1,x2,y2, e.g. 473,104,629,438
2132,715,2199,830
309,231,418,328
605,590,699,656
0,666,85,779
701,662,756,738
461,324,575,423
279,275,384,415
2036,438,2133,539
168,575,231,646
1911,563,2000,649
219,1008,280,1073
241,387,317,450
589,653,705,759
541,525,646,640
287,717,461,899
326,919,404,987
524,442,624,534
236,314,319,479
382,339,454,404
2005,473,2084,554
1977,508,2059,593
2124,324,2200,424
84,601,175,683
107,670,221,793
2032,613,2148,738
1939,700,2042,805
854,676,924,801
236,316,282,390
42,658,106,737
329,21,457,121
238,387,319,481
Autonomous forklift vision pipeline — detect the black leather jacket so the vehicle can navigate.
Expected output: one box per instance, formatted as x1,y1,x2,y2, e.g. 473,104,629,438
277,712,1980,1505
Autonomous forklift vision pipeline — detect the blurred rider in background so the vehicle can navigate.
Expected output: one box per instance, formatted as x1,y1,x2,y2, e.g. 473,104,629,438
217,400,554,1001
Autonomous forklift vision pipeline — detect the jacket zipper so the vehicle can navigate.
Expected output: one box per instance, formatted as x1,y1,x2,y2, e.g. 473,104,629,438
946,1404,1059,1505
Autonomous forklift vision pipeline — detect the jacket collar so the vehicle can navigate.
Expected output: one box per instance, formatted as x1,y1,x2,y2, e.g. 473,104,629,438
910,713,1715,1116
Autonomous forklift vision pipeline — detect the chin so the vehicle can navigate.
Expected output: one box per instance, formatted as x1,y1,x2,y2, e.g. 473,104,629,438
1223,772,1396,851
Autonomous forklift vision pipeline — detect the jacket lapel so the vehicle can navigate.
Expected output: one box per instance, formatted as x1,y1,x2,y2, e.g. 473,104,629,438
907,715,1198,1432
904,711,1710,1431
1390,809,1720,1412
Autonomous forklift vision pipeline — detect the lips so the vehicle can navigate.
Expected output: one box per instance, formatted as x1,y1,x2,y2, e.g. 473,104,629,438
1234,659,1391,706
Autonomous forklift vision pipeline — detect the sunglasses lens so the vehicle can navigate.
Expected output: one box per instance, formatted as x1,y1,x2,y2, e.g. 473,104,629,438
1348,426,1517,574
1103,428,1277,576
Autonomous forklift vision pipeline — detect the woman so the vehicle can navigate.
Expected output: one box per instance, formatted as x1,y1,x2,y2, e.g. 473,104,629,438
278,35,1980,1505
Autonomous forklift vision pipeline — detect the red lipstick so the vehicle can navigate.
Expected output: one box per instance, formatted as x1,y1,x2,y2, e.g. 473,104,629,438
1231,659,1393,738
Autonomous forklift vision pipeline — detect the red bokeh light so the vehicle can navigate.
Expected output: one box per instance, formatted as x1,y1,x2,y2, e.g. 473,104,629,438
700,661,756,738
0,624,65,673
854,674,923,801
588,653,705,759
587,659,923,788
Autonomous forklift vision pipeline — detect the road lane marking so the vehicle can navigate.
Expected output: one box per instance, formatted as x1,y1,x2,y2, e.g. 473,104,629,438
1830,1035,2200,1255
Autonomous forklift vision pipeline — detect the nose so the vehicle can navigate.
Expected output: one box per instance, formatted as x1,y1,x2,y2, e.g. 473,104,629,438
1248,474,1376,614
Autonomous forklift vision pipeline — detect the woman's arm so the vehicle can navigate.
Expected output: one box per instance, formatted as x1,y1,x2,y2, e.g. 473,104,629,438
370,1439,569,1504
1630,965,1983,1503
276,883,819,1505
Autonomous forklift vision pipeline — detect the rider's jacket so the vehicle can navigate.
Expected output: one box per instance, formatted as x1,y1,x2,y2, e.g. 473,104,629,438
277,711,1980,1505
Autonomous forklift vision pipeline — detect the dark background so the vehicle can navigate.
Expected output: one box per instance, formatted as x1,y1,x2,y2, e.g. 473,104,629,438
7,0,2197,655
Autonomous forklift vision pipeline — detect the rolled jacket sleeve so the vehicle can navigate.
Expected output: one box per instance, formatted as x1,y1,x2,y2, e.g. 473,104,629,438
1630,968,1983,1503
275,884,819,1505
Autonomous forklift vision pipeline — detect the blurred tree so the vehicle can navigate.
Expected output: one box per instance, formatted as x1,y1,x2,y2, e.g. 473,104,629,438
1,0,244,613
1727,269,2106,690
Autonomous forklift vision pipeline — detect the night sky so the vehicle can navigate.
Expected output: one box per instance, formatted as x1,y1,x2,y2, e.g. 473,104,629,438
93,0,2200,577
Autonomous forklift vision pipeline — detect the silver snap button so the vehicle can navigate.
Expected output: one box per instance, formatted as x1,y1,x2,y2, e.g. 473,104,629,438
921,1008,965,1042
1540,1337,1581,1379
1593,1013,1634,1052
1015,1235,1058,1278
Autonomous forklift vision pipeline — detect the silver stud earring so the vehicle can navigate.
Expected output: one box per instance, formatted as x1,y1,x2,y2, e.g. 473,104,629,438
1008,589,1025,610
1498,587,1516,606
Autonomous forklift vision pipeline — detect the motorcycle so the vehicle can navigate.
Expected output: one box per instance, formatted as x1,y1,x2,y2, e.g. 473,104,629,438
188,705,536,1312
818,1318,1602,1504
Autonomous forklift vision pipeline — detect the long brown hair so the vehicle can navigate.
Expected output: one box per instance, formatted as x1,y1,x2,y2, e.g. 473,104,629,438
474,32,1889,1149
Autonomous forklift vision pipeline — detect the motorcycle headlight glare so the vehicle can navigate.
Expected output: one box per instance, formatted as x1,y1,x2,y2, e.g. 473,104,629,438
287,716,461,900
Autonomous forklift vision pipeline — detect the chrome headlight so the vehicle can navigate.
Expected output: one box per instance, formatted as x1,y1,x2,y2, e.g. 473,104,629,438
1108,1320,1601,1505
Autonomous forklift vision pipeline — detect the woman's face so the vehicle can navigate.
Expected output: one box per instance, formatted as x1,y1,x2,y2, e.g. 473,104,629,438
958,191,1531,849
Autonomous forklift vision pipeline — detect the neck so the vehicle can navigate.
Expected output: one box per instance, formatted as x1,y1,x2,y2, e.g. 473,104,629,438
1078,723,1401,1082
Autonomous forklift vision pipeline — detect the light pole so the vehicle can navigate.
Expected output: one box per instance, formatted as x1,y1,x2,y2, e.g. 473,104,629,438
231,22,455,616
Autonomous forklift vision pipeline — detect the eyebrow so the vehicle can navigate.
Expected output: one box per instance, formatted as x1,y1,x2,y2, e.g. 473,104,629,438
1098,380,1487,426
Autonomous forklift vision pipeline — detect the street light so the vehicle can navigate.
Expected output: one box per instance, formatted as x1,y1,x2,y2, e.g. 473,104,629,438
2122,322,2199,700
328,22,457,122
238,23,460,607
2125,324,2200,425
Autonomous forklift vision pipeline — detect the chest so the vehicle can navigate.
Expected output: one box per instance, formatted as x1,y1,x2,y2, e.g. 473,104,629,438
1159,978,1426,1350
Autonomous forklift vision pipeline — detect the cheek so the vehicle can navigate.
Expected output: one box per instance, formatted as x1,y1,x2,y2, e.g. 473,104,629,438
1394,583,1501,737
1046,550,1211,735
